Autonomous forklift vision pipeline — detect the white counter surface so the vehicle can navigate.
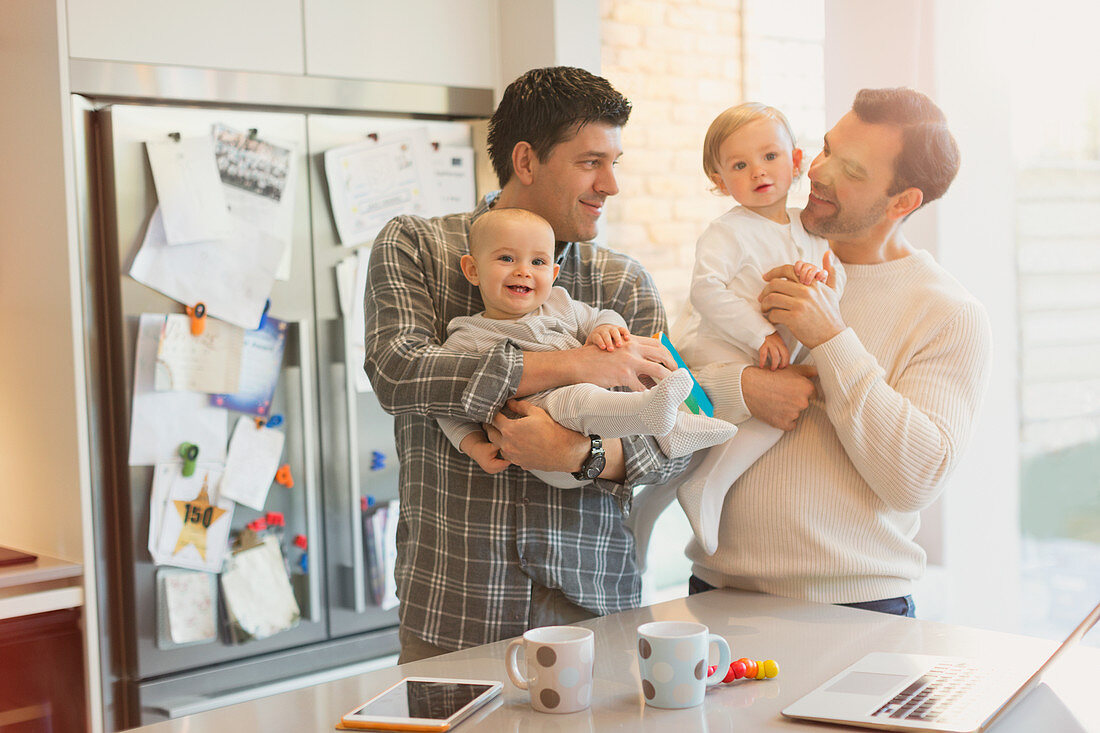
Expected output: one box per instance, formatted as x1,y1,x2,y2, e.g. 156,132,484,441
0,549,83,620
124,588,1099,732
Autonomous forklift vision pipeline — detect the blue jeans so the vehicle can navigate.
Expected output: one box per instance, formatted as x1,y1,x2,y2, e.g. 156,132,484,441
687,575,916,618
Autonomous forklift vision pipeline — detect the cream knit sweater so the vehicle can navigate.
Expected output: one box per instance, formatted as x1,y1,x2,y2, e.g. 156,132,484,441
689,249,991,603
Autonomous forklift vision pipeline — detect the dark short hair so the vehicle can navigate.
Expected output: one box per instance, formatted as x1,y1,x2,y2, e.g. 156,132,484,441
852,88,960,208
487,67,632,188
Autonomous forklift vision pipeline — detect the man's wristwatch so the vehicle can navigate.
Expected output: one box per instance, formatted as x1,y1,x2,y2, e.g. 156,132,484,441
571,435,606,481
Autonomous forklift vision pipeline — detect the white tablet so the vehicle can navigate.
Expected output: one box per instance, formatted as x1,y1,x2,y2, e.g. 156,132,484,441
339,676,503,731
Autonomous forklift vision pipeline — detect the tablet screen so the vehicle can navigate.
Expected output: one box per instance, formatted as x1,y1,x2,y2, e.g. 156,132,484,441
353,680,494,721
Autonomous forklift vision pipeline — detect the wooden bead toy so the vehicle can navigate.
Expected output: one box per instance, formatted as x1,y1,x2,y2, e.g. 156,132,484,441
708,658,780,684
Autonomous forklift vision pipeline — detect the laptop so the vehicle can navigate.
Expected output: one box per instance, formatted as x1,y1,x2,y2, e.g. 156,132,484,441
782,600,1100,732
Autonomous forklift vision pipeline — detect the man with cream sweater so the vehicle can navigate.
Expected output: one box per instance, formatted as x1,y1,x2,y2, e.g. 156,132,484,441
688,88,991,617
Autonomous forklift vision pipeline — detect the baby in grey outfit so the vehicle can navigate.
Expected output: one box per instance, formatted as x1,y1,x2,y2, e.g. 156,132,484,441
437,207,735,488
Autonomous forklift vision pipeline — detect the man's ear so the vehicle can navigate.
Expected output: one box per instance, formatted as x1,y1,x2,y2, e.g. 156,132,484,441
792,148,804,176
511,141,537,186
459,253,480,286
889,187,924,221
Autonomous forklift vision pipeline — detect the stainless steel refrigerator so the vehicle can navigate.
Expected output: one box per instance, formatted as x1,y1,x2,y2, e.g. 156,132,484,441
74,98,487,729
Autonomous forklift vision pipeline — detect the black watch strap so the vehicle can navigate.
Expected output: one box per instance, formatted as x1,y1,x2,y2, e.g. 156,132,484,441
571,435,606,481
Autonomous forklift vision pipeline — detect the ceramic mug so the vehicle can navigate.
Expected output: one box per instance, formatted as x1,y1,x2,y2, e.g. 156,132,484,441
506,625,595,714
636,620,730,709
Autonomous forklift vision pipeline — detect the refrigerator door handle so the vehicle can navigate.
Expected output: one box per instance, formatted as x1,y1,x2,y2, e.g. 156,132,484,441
344,323,367,613
297,318,322,623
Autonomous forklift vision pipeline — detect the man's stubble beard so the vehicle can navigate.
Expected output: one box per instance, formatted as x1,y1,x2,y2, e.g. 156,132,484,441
803,196,889,239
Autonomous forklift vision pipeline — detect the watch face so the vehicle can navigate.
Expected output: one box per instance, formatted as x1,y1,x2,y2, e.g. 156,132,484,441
585,454,606,479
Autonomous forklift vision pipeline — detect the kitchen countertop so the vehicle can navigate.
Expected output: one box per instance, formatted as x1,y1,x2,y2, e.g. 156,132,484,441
0,549,83,620
124,588,1100,732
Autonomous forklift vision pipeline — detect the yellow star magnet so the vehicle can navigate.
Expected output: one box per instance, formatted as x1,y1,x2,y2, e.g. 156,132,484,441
173,475,227,561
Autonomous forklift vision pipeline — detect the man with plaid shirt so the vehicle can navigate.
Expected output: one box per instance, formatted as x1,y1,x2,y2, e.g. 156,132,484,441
364,67,691,662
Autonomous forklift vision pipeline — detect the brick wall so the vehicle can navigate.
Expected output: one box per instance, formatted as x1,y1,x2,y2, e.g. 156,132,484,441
599,0,744,319
599,0,825,321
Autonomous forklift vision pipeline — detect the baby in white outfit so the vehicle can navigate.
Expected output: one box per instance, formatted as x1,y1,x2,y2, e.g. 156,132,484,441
673,102,846,552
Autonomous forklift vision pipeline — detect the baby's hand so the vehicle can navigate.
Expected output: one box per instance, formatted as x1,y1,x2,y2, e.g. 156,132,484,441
758,332,790,371
459,431,512,474
793,260,829,286
585,324,631,351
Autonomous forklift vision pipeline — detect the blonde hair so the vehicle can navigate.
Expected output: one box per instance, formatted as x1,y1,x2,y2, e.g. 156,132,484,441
702,103,798,184
468,207,554,256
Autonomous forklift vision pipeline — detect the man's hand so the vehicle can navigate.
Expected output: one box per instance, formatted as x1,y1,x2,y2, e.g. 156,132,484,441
742,364,818,431
585,324,631,352
485,399,590,473
516,336,677,398
572,335,677,391
458,431,512,474
759,250,844,349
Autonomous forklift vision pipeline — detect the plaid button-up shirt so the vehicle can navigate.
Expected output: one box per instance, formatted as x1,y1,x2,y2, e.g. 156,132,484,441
363,195,690,651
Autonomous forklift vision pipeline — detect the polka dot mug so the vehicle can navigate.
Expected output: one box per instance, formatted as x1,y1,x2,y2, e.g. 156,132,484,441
636,621,731,709
506,625,595,714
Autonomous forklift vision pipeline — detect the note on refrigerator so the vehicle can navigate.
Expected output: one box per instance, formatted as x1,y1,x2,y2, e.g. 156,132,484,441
145,136,231,245
129,313,228,466
361,501,386,606
220,536,300,641
209,316,287,417
432,145,476,213
341,248,373,393
158,568,218,646
324,127,442,247
149,463,234,573
335,254,358,318
380,500,399,610
154,313,244,394
130,206,285,330
213,124,298,281
219,416,285,511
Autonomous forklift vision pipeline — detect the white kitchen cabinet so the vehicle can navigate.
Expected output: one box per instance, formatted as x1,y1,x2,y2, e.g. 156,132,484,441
304,0,498,89
66,0,306,74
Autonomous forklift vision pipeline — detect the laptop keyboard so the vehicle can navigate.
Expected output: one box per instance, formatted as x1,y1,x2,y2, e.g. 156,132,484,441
871,661,987,722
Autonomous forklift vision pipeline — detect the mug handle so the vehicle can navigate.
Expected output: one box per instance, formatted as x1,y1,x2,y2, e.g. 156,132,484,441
505,639,529,690
704,634,731,686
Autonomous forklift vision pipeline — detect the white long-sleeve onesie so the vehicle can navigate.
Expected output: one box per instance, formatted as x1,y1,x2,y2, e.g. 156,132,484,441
678,205,845,369
671,206,847,554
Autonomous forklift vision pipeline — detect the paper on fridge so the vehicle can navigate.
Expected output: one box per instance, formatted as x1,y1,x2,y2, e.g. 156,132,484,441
220,536,300,641
154,313,244,394
158,568,218,645
432,145,476,213
130,206,284,330
381,499,399,610
342,248,373,392
149,462,234,573
219,416,286,511
129,313,228,466
145,136,231,245
210,316,287,417
335,254,358,318
213,124,298,281
324,127,443,247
